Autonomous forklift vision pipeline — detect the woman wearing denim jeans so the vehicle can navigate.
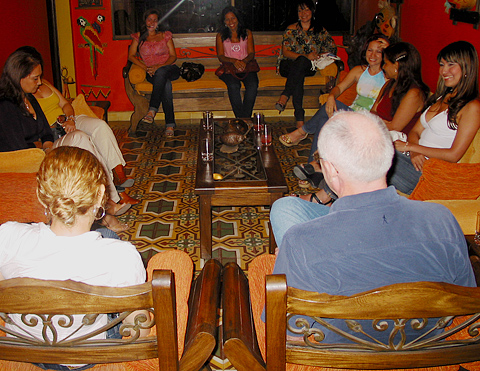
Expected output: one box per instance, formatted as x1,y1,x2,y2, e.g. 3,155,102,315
129,8,180,136
216,6,258,119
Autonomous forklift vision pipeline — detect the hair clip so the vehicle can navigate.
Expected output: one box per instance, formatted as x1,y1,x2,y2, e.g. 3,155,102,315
395,54,406,62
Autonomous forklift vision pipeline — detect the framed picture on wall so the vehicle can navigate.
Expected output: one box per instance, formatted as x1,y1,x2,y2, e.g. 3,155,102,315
78,0,104,8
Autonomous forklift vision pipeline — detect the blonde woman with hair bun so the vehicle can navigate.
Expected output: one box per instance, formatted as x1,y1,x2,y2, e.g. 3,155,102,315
0,147,147,362
36,146,109,234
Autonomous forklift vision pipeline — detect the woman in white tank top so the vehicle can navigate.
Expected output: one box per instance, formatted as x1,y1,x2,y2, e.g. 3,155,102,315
389,41,480,194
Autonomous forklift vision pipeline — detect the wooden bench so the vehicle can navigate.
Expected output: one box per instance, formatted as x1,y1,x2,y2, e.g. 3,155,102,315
0,258,222,371
223,260,480,371
123,34,343,133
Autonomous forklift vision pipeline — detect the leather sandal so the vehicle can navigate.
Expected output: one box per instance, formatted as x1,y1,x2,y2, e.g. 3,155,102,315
165,127,175,137
142,113,154,124
279,131,308,147
275,96,289,113
106,199,131,216
309,192,333,205
100,215,130,233
275,101,286,112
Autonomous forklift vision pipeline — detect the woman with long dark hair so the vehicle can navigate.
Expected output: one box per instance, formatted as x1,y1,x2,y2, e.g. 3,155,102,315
0,47,135,232
216,6,258,118
275,0,337,128
290,42,429,205
389,40,480,194
128,8,180,136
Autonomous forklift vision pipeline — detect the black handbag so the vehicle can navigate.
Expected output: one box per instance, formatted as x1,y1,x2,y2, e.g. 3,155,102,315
179,62,205,82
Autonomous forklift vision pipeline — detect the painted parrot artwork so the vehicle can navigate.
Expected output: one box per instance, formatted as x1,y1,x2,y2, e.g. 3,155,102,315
77,16,105,78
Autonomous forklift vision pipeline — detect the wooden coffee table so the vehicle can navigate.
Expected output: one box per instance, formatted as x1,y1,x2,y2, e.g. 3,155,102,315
195,118,288,260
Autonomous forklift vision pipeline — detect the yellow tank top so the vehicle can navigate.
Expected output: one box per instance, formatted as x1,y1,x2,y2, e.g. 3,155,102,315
36,88,64,126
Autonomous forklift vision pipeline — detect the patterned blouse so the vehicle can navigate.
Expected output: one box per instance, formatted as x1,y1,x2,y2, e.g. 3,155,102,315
278,27,337,63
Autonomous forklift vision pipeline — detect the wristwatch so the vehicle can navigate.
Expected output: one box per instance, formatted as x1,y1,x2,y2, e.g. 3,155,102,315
56,115,75,126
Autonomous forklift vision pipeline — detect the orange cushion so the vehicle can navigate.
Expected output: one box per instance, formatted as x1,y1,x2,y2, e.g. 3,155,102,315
71,94,101,118
409,158,480,201
0,173,45,225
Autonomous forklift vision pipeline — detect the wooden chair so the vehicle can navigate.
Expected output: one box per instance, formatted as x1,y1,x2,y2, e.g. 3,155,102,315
223,260,480,371
0,258,222,371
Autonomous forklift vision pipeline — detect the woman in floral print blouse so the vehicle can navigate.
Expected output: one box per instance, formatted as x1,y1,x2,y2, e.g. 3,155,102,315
276,0,337,128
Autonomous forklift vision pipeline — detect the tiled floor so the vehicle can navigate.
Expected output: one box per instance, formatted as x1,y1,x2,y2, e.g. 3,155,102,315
111,117,316,369
112,118,316,271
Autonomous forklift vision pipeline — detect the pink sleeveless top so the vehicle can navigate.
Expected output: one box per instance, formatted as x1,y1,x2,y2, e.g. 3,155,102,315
223,38,248,60
131,31,173,66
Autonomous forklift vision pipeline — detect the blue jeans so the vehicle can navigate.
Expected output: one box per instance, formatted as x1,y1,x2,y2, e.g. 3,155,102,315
303,100,351,162
220,72,258,118
280,56,316,122
270,196,329,247
146,64,180,127
387,150,422,195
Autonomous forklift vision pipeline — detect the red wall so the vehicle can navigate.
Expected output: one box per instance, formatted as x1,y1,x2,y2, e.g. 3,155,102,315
0,1,53,83
69,1,348,112
69,0,480,112
400,0,480,91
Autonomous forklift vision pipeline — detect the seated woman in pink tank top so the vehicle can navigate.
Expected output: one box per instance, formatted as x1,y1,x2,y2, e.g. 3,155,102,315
216,6,258,118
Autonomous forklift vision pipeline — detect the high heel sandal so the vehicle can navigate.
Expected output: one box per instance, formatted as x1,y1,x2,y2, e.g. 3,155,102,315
275,96,289,113
279,131,308,147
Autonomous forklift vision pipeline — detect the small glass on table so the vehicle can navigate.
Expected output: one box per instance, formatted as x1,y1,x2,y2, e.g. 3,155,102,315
201,136,213,163
261,124,273,147
253,112,264,132
203,111,213,132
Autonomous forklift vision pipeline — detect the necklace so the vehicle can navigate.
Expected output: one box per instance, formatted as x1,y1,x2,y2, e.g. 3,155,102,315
24,99,30,111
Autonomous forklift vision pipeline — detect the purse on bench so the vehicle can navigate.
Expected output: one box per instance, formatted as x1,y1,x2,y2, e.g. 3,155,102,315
215,59,260,80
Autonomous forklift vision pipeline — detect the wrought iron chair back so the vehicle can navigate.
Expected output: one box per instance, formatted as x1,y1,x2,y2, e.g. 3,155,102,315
0,269,174,366
222,261,480,371
0,258,222,371
266,275,480,370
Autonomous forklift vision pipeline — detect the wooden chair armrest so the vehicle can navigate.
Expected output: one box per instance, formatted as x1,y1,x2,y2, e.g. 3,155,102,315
180,259,222,371
222,262,266,371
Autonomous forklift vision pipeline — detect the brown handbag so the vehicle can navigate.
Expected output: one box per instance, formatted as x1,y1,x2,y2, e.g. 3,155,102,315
215,59,260,80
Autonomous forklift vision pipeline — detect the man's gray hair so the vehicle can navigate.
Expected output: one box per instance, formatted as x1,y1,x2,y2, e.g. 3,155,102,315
317,110,394,182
